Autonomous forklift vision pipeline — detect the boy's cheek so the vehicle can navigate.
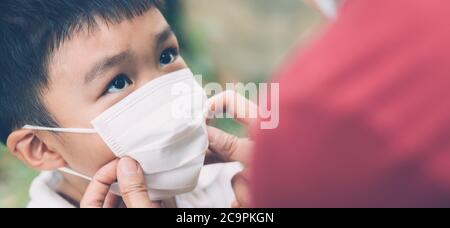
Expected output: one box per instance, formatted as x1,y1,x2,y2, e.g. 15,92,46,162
61,133,116,176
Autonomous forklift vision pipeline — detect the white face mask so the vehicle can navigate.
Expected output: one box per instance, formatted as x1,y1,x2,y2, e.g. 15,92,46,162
24,68,209,200
314,0,339,19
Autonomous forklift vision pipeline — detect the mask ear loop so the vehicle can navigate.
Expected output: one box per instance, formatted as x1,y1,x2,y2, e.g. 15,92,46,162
58,167,121,196
23,125,97,134
58,167,92,181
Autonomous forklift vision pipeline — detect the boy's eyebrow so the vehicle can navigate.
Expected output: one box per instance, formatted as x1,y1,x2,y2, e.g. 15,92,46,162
84,26,175,85
156,26,175,49
84,50,132,84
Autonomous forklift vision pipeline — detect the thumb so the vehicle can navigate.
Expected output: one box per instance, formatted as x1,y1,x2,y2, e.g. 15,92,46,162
117,157,160,208
207,126,253,166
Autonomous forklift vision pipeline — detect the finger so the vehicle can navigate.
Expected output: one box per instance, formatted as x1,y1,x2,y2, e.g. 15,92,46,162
80,159,118,208
207,91,258,126
231,201,241,208
208,126,254,165
232,171,250,208
117,157,161,208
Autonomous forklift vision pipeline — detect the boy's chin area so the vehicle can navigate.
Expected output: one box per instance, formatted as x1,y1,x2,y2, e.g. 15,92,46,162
45,135,118,206
56,172,93,206
53,130,117,174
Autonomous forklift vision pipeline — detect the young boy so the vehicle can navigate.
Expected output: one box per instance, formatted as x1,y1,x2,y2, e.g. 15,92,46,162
0,0,241,208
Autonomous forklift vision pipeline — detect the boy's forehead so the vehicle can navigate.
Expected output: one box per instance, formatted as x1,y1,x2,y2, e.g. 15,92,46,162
48,8,168,84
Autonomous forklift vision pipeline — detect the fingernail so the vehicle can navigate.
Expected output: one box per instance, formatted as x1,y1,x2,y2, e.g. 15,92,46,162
119,157,138,176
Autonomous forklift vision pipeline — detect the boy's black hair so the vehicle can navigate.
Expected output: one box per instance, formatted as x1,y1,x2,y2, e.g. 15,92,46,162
0,0,163,144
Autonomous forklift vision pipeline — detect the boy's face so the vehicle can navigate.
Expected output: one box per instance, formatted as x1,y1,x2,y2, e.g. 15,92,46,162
38,8,187,176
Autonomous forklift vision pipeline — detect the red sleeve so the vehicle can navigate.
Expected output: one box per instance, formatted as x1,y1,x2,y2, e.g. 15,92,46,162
251,0,450,207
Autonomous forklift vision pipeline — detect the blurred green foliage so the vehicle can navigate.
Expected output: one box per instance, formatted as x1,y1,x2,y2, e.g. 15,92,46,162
0,144,38,207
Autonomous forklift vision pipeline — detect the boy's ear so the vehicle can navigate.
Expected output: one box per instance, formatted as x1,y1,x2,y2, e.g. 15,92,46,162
6,129,65,171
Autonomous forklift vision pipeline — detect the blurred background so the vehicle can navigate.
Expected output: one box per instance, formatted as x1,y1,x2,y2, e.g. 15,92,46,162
0,0,323,207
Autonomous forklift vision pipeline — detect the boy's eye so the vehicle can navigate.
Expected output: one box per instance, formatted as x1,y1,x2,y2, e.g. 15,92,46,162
106,74,132,94
159,48,178,67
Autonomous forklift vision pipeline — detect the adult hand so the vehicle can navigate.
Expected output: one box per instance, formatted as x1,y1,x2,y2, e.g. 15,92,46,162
206,91,258,208
80,157,161,208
